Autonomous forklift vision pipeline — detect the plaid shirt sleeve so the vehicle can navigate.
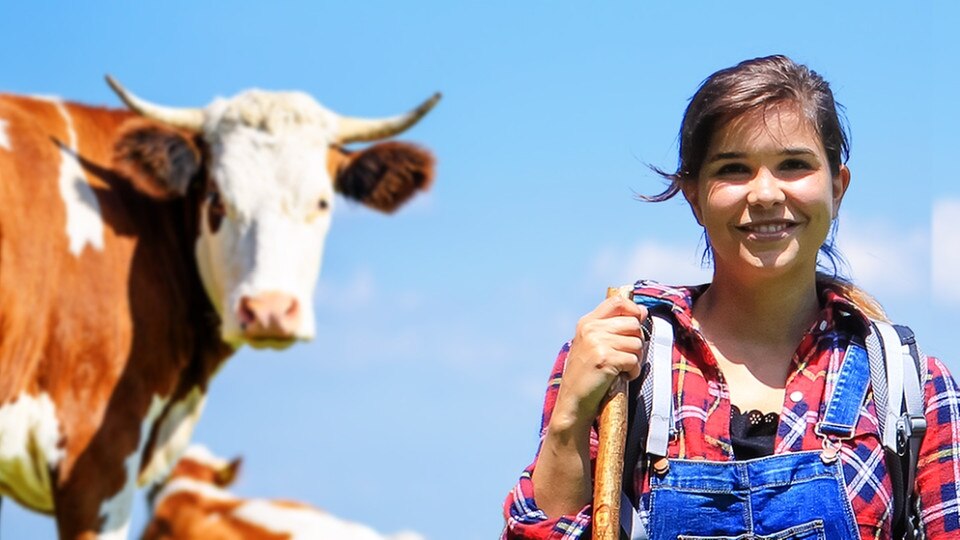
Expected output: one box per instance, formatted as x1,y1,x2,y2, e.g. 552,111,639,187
916,355,960,536
502,343,597,540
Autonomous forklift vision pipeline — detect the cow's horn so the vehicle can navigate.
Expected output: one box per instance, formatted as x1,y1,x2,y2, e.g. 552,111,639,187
334,92,441,144
105,75,205,132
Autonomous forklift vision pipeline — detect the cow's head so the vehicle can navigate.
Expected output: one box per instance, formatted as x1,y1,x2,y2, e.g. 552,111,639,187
108,77,438,349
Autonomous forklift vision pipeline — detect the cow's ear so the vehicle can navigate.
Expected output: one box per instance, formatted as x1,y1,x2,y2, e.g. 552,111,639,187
215,457,242,488
113,120,202,200
332,141,435,213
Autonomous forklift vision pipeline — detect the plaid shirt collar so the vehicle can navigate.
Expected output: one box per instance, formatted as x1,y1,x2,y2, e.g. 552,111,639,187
630,279,872,339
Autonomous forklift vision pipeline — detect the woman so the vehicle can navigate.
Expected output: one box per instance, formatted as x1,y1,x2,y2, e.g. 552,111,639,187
502,56,960,539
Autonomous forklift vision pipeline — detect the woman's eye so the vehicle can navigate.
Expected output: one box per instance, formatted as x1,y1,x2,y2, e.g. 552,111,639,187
780,159,812,171
716,163,750,176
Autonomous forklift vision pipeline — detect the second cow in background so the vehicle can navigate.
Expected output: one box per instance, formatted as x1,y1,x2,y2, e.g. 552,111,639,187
143,445,424,540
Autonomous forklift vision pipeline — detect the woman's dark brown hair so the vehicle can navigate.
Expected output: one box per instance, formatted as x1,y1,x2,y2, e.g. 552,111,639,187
648,54,849,201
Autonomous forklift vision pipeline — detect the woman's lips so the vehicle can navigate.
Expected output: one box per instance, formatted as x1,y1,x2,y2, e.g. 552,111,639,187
736,221,799,239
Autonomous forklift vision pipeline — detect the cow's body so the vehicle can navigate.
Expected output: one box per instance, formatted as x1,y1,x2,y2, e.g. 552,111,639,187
0,85,436,539
142,446,424,540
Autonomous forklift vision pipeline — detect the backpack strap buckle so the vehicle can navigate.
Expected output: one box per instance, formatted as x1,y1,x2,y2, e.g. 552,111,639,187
897,414,927,457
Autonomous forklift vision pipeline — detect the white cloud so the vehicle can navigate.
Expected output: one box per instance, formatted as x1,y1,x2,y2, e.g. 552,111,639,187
315,267,378,312
590,238,712,287
833,215,928,298
587,215,933,303
932,198,960,304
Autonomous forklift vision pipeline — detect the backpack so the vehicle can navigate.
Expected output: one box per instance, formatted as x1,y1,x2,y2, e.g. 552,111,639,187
620,307,928,540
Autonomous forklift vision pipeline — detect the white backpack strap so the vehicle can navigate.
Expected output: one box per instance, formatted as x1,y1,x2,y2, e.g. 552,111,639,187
870,319,928,539
646,314,674,458
619,312,673,540
619,491,649,540
896,325,928,539
897,326,926,454
874,320,906,452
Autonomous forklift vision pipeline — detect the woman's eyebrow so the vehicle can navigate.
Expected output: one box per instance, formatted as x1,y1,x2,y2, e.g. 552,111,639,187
706,151,745,163
706,147,817,163
781,147,817,157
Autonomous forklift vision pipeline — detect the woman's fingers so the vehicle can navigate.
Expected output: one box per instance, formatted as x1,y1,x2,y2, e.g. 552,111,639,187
605,336,646,380
556,294,650,422
591,294,647,320
570,333,644,376
597,315,646,337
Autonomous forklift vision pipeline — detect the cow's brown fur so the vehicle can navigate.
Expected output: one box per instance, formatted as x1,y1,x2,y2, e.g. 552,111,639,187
0,94,234,538
0,93,432,539
112,120,203,199
143,491,290,540
143,449,412,540
332,142,435,213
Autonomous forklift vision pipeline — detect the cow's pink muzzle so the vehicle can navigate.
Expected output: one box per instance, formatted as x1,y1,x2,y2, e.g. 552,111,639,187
237,292,301,342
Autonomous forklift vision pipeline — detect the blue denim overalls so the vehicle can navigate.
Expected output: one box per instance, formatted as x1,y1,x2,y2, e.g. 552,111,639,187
621,315,869,540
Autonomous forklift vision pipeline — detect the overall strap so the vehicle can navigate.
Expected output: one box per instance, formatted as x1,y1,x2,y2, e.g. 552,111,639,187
816,339,871,440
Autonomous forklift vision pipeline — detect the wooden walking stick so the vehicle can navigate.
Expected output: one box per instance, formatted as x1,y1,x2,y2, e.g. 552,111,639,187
592,286,632,540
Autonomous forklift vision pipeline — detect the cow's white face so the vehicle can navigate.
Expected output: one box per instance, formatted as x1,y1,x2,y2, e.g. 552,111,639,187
195,92,338,348
109,78,437,350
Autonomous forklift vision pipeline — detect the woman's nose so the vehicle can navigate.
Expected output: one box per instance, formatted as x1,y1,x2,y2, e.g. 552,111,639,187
746,168,786,207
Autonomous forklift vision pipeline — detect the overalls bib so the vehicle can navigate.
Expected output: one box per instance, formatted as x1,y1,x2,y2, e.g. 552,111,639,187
622,327,870,540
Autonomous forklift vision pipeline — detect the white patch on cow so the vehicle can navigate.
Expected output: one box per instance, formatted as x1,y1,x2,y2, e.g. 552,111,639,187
195,91,339,345
179,443,231,470
0,392,65,512
152,475,237,507
138,388,207,487
97,395,167,539
0,118,12,151
50,100,105,257
232,499,425,540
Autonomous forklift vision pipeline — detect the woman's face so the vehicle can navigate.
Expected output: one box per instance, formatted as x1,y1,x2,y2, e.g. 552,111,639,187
682,104,850,283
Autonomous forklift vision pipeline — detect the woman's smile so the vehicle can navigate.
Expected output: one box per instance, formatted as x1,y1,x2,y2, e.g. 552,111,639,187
682,104,848,279
735,219,801,240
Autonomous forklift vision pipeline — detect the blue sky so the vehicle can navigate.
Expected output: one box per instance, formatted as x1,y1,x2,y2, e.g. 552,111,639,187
2,3,958,538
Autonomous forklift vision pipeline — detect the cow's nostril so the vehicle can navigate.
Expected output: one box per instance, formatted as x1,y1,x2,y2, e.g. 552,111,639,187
285,298,299,318
238,298,257,329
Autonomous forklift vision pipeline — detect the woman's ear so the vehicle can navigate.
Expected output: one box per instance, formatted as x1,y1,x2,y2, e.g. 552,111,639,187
680,180,704,226
833,165,851,216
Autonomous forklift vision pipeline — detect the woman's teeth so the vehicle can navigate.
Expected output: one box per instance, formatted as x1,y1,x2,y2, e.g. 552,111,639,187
745,223,789,233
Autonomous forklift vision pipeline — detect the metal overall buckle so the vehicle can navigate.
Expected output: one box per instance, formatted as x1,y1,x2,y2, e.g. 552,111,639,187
820,436,842,464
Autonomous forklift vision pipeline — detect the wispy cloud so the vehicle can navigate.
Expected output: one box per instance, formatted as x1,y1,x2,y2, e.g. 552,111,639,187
312,267,513,371
932,198,960,304
588,214,933,303
834,215,928,297
315,267,380,312
590,238,712,287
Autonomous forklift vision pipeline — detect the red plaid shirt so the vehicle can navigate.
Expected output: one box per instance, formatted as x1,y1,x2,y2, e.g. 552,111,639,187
503,281,960,539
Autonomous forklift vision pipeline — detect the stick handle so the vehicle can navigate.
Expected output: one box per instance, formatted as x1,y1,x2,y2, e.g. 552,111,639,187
592,287,631,540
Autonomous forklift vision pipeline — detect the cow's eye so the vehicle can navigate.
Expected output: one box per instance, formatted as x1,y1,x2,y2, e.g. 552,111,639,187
318,198,329,211
206,191,226,232
208,191,225,215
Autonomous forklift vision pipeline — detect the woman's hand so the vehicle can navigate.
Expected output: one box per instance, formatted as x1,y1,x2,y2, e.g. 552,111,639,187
531,295,648,518
552,295,649,436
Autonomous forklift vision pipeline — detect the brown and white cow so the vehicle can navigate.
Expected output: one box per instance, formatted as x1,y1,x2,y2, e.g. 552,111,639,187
0,78,438,538
142,445,423,540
